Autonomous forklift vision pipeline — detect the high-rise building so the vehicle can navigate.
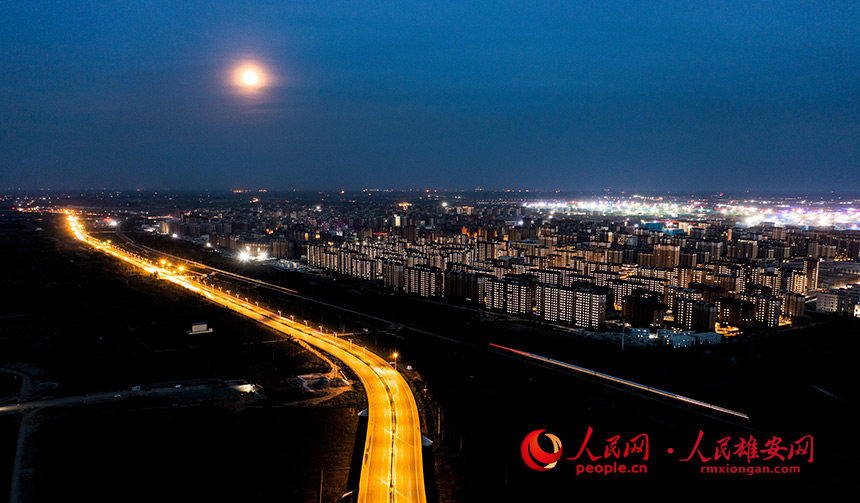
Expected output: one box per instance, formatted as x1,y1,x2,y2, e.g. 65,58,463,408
530,268,564,285
536,283,576,323
803,259,819,292
488,275,535,315
622,294,667,329
405,265,442,297
734,239,759,260
607,279,648,309
574,287,607,329
689,282,725,304
350,256,377,280
626,274,669,295
776,290,806,319
592,269,620,287
635,251,655,268
736,294,782,327
696,240,723,260
674,297,717,332
654,243,680,269
272,239,292,258
679,250,698,268
382,259,405,290
714,296,755,327
664,285,702,310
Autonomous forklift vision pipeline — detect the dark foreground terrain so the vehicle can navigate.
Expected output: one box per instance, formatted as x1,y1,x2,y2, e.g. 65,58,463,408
0,211,359,502
3,209,858,501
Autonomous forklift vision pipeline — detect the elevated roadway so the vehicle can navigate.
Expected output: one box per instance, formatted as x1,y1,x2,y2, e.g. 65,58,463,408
66,213,426,503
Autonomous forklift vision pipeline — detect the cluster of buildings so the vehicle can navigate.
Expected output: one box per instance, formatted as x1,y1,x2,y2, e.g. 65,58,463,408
148,193,860,335
305,221,823,333
816,284,860,315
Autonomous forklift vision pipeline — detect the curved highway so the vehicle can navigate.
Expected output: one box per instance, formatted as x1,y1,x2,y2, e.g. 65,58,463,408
66,213,426,503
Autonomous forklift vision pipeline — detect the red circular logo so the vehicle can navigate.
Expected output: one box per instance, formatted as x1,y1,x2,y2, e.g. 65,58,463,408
521,429,564,471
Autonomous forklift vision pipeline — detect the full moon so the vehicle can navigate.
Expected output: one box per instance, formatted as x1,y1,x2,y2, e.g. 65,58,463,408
229,61,272,94
242,70,259,86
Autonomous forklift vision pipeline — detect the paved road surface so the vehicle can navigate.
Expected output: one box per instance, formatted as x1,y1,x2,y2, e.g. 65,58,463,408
67,214,426,503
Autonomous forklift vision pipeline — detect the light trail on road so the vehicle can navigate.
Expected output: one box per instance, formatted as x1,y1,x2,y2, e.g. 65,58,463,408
490,342,749,419
65,213,426,503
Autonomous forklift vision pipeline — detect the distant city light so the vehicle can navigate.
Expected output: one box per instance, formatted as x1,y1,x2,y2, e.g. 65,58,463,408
524,199,860,229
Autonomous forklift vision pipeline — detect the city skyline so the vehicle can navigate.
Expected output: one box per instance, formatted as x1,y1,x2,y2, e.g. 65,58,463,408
3,3,859,500
2,2,859,192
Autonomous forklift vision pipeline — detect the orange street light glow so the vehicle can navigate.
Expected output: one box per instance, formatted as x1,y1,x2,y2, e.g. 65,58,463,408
65,214,427,502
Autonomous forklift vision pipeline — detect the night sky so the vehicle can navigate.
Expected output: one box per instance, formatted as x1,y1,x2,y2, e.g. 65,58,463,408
2,1,858,192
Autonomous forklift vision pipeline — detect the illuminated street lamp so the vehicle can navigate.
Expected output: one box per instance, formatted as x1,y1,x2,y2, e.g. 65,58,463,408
392,352,399,371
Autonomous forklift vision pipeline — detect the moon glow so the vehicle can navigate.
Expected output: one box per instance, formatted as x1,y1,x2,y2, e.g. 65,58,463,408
230,62,271,94
242,70,259,86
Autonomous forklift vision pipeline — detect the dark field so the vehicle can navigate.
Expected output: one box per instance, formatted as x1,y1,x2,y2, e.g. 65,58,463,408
32,406,355,503
0,211,361,502
0,214,332,394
